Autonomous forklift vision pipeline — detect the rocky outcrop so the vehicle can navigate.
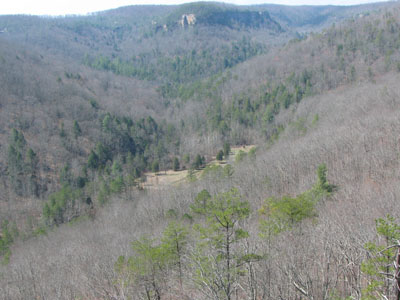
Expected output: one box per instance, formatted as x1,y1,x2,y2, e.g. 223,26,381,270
179,14,196,28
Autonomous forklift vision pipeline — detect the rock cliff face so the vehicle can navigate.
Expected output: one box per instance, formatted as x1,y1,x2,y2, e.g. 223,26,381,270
180,14,196,27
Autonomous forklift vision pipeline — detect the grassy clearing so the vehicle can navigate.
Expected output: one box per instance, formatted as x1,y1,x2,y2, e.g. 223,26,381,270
141,145,256,189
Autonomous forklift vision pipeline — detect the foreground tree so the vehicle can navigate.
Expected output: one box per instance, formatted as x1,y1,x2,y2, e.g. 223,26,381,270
259,163,332,234
115,238,169,300
161,221,189,288
191,188,251,300
362,215,400,300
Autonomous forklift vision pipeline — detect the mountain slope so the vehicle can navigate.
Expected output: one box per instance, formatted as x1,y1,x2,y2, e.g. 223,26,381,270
3,69,400,299
2,3,400,299
1,1,399,226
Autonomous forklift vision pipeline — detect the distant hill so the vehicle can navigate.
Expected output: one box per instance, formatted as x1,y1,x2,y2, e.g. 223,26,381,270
0,3,282,86
162,2,282,30
254,2,393,30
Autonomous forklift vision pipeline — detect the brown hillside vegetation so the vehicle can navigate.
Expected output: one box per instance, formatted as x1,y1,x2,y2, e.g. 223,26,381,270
2,70,400,298
2,2,400,299
0,38,168,224
1,2,399,231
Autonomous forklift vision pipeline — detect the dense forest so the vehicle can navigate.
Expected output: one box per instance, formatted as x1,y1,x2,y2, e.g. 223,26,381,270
1,1,400,299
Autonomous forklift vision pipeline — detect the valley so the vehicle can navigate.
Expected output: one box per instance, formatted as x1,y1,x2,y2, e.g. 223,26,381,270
1,1,400,299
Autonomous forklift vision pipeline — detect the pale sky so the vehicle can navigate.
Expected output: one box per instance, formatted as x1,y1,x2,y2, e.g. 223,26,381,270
0,0,393,16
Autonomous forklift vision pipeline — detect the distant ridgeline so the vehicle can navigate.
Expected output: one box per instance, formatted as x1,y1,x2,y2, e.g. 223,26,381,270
195,9,281,30
82,3,280,87
164,2,282,30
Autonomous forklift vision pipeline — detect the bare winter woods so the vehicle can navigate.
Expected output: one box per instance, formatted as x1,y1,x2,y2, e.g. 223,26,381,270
2,71,400,299
1,2,400,299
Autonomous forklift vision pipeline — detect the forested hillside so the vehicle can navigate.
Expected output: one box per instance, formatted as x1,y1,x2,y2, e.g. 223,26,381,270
1,1,400,299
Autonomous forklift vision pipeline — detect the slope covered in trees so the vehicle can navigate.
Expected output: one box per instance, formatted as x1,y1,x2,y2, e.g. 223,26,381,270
3,68,400,299
1,1,400,299
0,1,398,230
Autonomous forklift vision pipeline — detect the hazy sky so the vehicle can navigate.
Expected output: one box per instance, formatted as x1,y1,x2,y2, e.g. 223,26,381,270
0,0,392,16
